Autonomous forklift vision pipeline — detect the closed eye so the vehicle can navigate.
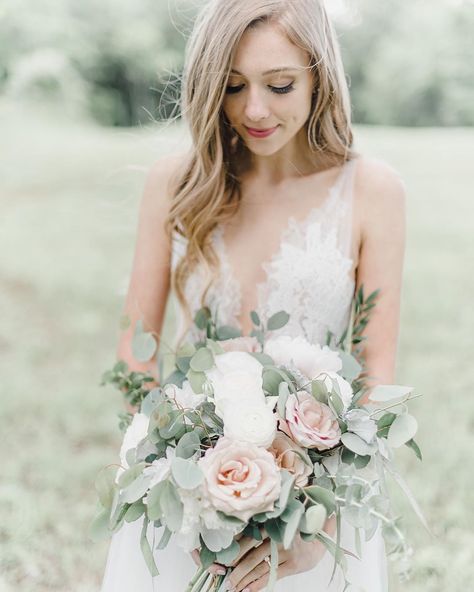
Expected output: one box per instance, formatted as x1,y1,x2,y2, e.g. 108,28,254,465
225,82,295,95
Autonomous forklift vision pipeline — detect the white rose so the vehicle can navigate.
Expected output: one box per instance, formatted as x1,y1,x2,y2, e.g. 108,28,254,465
321,371,354,411
264,335,342,380
164,381,206,418
344,409,377,444
119,412,149,469
205,351,264,418
223,399,277,447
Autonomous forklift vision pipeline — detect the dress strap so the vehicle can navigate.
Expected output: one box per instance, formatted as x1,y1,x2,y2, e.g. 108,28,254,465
336,157,358,261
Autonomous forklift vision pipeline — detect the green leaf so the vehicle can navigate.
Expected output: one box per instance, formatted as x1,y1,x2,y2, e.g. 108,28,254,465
187,369,207,394
387,413,418,448
267,310,290,331
156,526,172,550
194,307,211,330
176,356,191,374
141,388,165,416
368,384,413,403
177,343,196,358
120,473,153,504
304,485,336,514
250,310,261,326
140,515,160,576
118,462,146,490
251,352,274,366
265,518,285,543
377,412,397,430
88,507,112,541
158,410,186,439
300,504,327,534
311,379,328,403
145,480,168,521
190,347,214,372
171,457,204,489
132,323,157,363
161,481,183,531
124,500,146,522
328,391,344,417
405,438,423,461
199,543,217,569
95,466,118,510
175,430,201,459
216,540,240,565
267,539,279,590
337,351,362,381
354,454,371,469
282,501,305,549
216,325,242,340
341,432,377,456
263,368,283,395
206,338,225,355
201,526,235,552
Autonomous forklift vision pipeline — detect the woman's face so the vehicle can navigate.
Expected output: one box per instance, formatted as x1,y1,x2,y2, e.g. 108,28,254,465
222,22,315,157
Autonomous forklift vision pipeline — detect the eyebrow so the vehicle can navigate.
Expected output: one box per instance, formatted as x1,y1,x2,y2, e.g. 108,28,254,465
230,67,302,76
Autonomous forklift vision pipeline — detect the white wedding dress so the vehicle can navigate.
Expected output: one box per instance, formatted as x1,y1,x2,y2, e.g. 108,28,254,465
100,156,388,591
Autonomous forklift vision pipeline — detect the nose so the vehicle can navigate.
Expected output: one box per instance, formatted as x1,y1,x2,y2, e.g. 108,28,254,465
244,86,271,122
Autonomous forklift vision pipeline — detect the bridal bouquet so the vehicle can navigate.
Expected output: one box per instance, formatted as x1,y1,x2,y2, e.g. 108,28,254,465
91,287,427,591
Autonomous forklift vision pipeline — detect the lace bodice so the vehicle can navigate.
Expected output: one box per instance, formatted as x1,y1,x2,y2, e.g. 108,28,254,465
171,158,358,346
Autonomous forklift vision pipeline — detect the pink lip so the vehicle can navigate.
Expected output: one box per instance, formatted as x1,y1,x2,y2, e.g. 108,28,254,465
245,125,279,138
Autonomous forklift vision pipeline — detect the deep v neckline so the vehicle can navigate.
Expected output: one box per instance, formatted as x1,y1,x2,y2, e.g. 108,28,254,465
212,160,353,334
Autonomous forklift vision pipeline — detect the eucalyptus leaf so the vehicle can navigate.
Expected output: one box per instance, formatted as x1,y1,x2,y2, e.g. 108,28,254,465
337,351,362,382
405,438,423,461
124,500,146,522
120,473,153,504
118,462,146,490
95,466,118,510
156,526,172,550
190,347,214,372
283,501,305,549
387,413,418,448
201,525,234,552
132,331,157,363
300,504,327,534
160,481,183,532
304,485,336,514
88,507,112,541
199,543,217,569
171,457,204,489
277,381,290,417
265,518,285,543
216,540,240,565
175,430,201,459
187,369,206,394
250,310,261,326
251,352,275,366
267,310,290,331
145,480,168,521
368,384,413,403
141,387,165,417
140,516,160,576
263,368,284,395
341,432,377,456
216,325,242,340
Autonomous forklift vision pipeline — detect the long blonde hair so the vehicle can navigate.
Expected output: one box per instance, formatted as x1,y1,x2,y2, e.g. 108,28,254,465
165,0,356,343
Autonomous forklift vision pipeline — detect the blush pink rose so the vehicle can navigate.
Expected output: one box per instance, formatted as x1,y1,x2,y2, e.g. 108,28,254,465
220,336,260,353
279,391,341,451
268,431,312,487
198,437,281,521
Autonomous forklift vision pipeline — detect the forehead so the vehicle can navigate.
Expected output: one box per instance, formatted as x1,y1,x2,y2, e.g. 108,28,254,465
231,22,310,76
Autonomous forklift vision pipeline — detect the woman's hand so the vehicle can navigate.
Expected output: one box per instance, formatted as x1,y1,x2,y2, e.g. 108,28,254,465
224,514,336,592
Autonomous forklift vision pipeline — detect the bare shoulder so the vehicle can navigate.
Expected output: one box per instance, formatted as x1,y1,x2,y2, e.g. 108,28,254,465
142,151,188,210
353,156,407,239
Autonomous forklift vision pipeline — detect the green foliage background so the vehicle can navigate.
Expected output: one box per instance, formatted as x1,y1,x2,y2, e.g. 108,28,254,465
1,0,473,127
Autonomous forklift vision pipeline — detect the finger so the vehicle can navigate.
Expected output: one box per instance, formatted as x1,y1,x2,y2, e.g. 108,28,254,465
231,526,268,567
226,540,271,590
191,549,226,576
235,553,289,592
243,561,292,592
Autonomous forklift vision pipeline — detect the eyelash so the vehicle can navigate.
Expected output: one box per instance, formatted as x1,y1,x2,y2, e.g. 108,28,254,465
225,82,295,95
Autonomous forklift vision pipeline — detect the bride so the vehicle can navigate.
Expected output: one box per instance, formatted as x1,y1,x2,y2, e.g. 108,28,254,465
100,0,406,590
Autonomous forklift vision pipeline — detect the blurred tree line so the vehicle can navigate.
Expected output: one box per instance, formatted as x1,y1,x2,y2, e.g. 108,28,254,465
1,0,473,127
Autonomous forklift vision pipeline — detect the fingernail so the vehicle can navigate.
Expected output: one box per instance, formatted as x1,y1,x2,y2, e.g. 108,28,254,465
216,567,226,575
243,588,250,592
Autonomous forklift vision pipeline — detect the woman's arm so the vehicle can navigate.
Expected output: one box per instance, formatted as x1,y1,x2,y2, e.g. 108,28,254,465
353,158,407,404
116,153,184,414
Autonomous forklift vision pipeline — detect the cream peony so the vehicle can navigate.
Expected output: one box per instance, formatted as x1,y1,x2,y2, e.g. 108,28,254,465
223,399,277,447
268,431,312,487
280,391,342,450
263,335,342,380
344,409,377,444
198,437,281,521
205,351,264,418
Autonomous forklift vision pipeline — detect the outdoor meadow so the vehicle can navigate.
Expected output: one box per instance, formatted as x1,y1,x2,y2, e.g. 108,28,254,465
1,1,473,591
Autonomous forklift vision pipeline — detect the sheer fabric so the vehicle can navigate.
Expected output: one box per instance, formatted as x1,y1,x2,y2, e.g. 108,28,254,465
100,156,389,591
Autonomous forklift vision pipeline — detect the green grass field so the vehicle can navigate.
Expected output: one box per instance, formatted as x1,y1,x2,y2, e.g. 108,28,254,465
0,102,473,591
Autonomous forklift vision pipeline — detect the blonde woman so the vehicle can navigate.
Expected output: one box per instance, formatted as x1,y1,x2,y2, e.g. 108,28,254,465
100,0,406,590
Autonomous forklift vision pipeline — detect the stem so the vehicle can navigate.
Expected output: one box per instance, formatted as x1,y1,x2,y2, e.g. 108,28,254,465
185,566,206,592
368,394,422,419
